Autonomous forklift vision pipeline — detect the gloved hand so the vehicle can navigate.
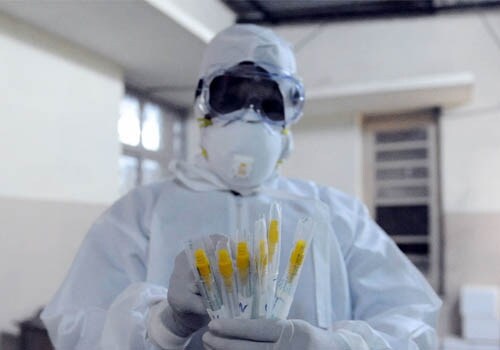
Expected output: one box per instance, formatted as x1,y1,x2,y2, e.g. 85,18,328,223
148,249,210,346
164,250,210,337
202,318,391,350
202,318,336,350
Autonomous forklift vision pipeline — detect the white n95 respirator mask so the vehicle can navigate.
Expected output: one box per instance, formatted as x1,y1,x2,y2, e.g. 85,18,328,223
200,111,290,193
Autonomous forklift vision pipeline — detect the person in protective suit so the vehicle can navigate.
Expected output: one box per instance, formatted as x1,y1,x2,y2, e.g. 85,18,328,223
41,24,441,350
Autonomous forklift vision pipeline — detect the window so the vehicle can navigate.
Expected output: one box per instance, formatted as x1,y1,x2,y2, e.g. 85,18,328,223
363,110,441,290
118,92,186,194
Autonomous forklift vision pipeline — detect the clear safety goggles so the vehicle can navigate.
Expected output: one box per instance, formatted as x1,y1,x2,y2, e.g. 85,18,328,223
197,64,305,127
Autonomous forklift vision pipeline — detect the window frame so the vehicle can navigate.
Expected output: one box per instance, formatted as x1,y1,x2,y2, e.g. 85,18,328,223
119,87,188,192
362,109,442,292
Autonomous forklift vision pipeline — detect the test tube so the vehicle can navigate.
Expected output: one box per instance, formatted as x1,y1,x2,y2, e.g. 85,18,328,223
271,216,314,320
266,202,281,318
253,217,269,318
215,240,238,318
235,230,253,318
185,239,225,319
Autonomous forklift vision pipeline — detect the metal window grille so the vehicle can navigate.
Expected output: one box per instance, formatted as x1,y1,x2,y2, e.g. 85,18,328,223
118,91,187,195
363,109,441,291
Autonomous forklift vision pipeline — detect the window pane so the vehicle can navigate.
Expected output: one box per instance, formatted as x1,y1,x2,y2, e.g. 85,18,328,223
406,255,429,273
376,205,429,236
119,96,141,146
142,103,163,151
376,128,427,143
376,167,428,180
119,155,138,194
142,159,162,185
378,186,428,198
376,148,427,162
397,243,429,255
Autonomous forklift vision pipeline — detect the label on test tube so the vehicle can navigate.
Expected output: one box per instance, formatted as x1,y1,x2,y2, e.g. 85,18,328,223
217,246,238,318
237,296,253,318
267,202,281,318
287,239,307,282
271,217,314,320
254,217,269,318
189,244,225,319
236,239,253,319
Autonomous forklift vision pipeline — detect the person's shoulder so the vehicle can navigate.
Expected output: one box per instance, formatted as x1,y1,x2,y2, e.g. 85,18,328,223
96,179,179,226
116,179,172,206
84,178,185,241
277,176,364,217
278,176,373,254
124,178,176,200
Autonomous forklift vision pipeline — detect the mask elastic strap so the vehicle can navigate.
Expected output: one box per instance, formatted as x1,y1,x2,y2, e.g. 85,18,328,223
278,128,292,162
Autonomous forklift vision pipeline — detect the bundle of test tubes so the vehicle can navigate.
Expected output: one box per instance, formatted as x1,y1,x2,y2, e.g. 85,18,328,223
185,202,315,320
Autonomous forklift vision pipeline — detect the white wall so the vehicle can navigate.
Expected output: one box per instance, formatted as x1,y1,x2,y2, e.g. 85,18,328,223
441,108,500,213
275,10,500,336
277,12,500,109
0,13,123,333
0,12,123,205
439,81,500,335
281,113,363,198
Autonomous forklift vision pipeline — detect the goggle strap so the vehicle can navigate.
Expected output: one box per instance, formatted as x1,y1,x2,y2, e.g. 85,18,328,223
194,79,203,99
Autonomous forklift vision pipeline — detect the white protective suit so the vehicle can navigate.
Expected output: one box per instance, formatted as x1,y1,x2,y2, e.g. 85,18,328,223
41,160,441,349
41,24,441,349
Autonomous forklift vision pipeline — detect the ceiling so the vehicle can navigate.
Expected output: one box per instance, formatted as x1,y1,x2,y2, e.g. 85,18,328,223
223,0,500,24
1,0,483,114
0,0,235,111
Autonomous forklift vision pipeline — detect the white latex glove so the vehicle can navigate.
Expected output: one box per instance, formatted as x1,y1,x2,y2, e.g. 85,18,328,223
165,250,210,337
202,318,336,350
202,319,391,350
148,250,210,349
